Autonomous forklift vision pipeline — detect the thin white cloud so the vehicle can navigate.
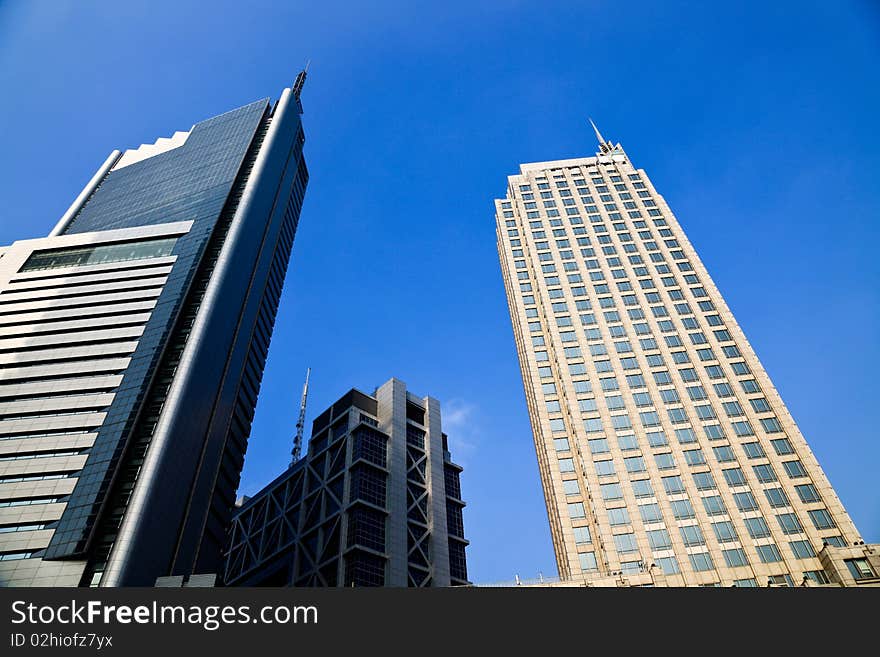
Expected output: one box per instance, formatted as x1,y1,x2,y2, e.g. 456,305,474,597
442,398,479,466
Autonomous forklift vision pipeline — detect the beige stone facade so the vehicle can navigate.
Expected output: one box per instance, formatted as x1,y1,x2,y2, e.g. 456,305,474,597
495,136,865,587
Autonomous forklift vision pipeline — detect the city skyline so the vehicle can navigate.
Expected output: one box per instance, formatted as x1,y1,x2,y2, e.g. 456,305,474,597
0,1,877,584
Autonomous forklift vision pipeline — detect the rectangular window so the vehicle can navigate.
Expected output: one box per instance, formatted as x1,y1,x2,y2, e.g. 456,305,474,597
20,236,178,272
595,460,616,477
712,445,735,462
760,417,783,433
632,480,654,498
756,544,783,563
722,468,747,487
574,526,592,545
795,484,821,504
659,389,680,404
662,476,686,495
776,513,803,535
723,401,744,416
687,385,707,401
733,491,759,512
688,552,715,572
732,420,755,437
712,521,738,543
693,471,716,491
744,517,771,539
845,558,876,580
646,430,668,447
713,382,734,397
770,438,794,455
789,540,816,559
764,487,790,508
656,556,680,575
579,552,598,571
752,464,777,483
647,529,673,551
601,482,623,501
675,428,697,444
639,503,663,523
740,379,761,394
683,449,706,466
808,509,836,530
702,495,726,516
803,570,829,585
608,507,631,526
783,460,807,478
584,418,604,434
633,392,653,408
588,437,610,454
742,442,765,459
749,398,772,413
624,456,646,473
671,499,696,519
694,404,716,420
722,548,749,568
613,533,639,554
734,578,758,587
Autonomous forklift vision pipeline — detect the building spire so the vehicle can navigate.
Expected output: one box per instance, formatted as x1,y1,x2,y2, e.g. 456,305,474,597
589,117,614,154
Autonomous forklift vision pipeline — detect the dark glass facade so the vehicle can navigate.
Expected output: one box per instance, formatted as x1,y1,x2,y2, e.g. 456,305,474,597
36,85,309,585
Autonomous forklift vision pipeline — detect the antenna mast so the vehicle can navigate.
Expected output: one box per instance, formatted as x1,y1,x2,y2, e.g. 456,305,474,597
291,367,311,465
292,61,309,100
589,117,614,154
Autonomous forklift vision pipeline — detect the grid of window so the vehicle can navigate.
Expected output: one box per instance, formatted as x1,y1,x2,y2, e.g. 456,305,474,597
448,539,468,581
344,551,386,587
444,466,462,500
352,427,388,468
497,151,856,583
347,507,386,552
349,465,386,508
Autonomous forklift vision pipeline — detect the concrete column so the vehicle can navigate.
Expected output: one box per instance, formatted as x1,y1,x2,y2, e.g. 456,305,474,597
424,396,451,586
375,379,408,586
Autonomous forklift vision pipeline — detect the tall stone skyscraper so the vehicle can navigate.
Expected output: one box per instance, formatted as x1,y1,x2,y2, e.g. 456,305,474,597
496,125,864,587
0,74,309,586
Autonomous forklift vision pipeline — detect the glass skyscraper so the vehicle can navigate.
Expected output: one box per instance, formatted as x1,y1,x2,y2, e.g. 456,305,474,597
0,75,309,586
496,128,864,587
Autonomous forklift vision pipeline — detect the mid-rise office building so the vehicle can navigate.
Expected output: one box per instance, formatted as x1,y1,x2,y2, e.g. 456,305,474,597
495,126,865,587
224,378,469,587
0,74,309,586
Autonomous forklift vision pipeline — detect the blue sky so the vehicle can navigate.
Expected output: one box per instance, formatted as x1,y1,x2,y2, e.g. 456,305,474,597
0,1,877,583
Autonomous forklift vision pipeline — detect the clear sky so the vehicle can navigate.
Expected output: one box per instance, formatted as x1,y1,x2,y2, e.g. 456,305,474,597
1,1,877,583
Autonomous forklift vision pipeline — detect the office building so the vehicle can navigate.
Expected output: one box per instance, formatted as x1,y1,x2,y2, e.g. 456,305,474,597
0,74,309,586
477,541,879,588
495,125,865,587
224,378,469,587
